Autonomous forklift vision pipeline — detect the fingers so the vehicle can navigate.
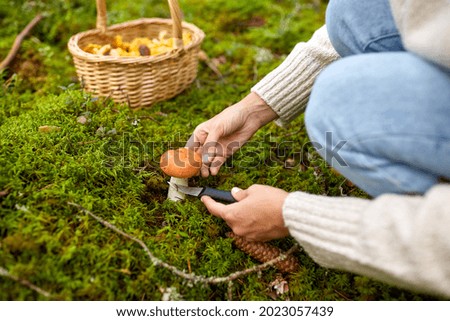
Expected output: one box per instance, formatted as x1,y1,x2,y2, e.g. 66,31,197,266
201,195,228,219
202,133,220,162
193,117,236,177
202,186,249,218
200,151,225,177
200,164,211,177
208,156,227,176
202,185,289,242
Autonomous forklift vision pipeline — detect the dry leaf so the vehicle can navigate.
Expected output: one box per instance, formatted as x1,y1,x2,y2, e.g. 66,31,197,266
227,232,300,273
270,276,289,295
117,268,131,275
38,125,61,133
77,115,88,124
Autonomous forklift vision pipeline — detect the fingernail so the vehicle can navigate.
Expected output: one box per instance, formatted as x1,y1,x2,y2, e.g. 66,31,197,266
231,187,241,194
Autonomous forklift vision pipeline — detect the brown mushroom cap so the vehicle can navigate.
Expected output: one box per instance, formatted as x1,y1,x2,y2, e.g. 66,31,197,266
160,147,202,178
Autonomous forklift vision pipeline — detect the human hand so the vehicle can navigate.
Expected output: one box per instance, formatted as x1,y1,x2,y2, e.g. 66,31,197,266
201,184,290,242
193,92,277,177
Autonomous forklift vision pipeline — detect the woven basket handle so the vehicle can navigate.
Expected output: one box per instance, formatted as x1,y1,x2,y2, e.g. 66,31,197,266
95,0,184,48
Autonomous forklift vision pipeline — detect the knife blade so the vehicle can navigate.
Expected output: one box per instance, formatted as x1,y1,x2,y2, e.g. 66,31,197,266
167,182,236,203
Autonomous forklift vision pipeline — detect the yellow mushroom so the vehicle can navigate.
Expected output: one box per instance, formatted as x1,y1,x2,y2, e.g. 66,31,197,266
160,147,202,178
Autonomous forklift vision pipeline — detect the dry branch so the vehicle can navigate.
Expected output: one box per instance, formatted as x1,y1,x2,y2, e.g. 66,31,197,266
0,14,43,71
0,266,52,298
68,202,300,285
227,232,300,273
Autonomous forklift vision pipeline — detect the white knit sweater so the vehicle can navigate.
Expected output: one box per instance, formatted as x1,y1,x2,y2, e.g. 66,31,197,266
251,1,450,297
284,185,450,298
252,26,339,126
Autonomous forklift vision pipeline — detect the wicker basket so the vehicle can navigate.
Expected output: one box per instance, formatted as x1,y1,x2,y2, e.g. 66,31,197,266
68,0,205,107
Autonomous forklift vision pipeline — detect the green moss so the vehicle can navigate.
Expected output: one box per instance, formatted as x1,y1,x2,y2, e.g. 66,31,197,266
0,0,437,300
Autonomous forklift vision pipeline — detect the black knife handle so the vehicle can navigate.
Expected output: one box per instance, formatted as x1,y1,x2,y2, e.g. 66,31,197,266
199,187,237,203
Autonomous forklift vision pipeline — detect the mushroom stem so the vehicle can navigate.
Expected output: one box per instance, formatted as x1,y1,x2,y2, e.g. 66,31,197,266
167,176,188,201
0,14,43,71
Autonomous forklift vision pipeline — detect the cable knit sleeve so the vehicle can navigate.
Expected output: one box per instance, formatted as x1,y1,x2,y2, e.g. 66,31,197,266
251,25,340,127
282,184,450,298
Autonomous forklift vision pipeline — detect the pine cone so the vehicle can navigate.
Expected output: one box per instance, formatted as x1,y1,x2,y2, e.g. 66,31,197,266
226,232,300,273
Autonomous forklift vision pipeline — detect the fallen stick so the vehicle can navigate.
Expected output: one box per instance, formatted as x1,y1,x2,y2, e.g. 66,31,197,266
0,14,43,71
68,202,300,285
198,50,223,79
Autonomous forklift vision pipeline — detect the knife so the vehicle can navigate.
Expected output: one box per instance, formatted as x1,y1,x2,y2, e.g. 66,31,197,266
167,182,237,203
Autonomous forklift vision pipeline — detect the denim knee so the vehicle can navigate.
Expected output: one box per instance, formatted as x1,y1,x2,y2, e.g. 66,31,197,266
304,79,339,168
326,0,404,56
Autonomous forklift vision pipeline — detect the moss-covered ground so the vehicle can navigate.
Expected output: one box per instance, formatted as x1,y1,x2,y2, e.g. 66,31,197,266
0,0,436,300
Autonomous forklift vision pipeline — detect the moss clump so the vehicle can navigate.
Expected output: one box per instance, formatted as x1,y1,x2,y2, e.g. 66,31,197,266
0,0,436,300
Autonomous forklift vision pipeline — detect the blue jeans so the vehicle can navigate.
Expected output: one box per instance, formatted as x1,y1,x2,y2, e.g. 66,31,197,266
305,0,450,197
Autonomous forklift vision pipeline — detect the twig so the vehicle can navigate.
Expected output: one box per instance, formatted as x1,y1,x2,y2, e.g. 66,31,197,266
68,202,300,285
281,125,304,138
39,184,54,191
132,162,158,173
77,140,98,146
198,50,223,79
127,115,161,124
0,14,43,71
0,266,52,298
227,281,233,301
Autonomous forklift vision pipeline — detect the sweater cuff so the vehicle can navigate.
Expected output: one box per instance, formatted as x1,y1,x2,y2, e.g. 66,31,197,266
251,26,340,127
282,191,370,268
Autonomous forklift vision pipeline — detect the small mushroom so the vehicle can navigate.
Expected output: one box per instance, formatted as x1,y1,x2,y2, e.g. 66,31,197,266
160,147,202,178
98,44,111,55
